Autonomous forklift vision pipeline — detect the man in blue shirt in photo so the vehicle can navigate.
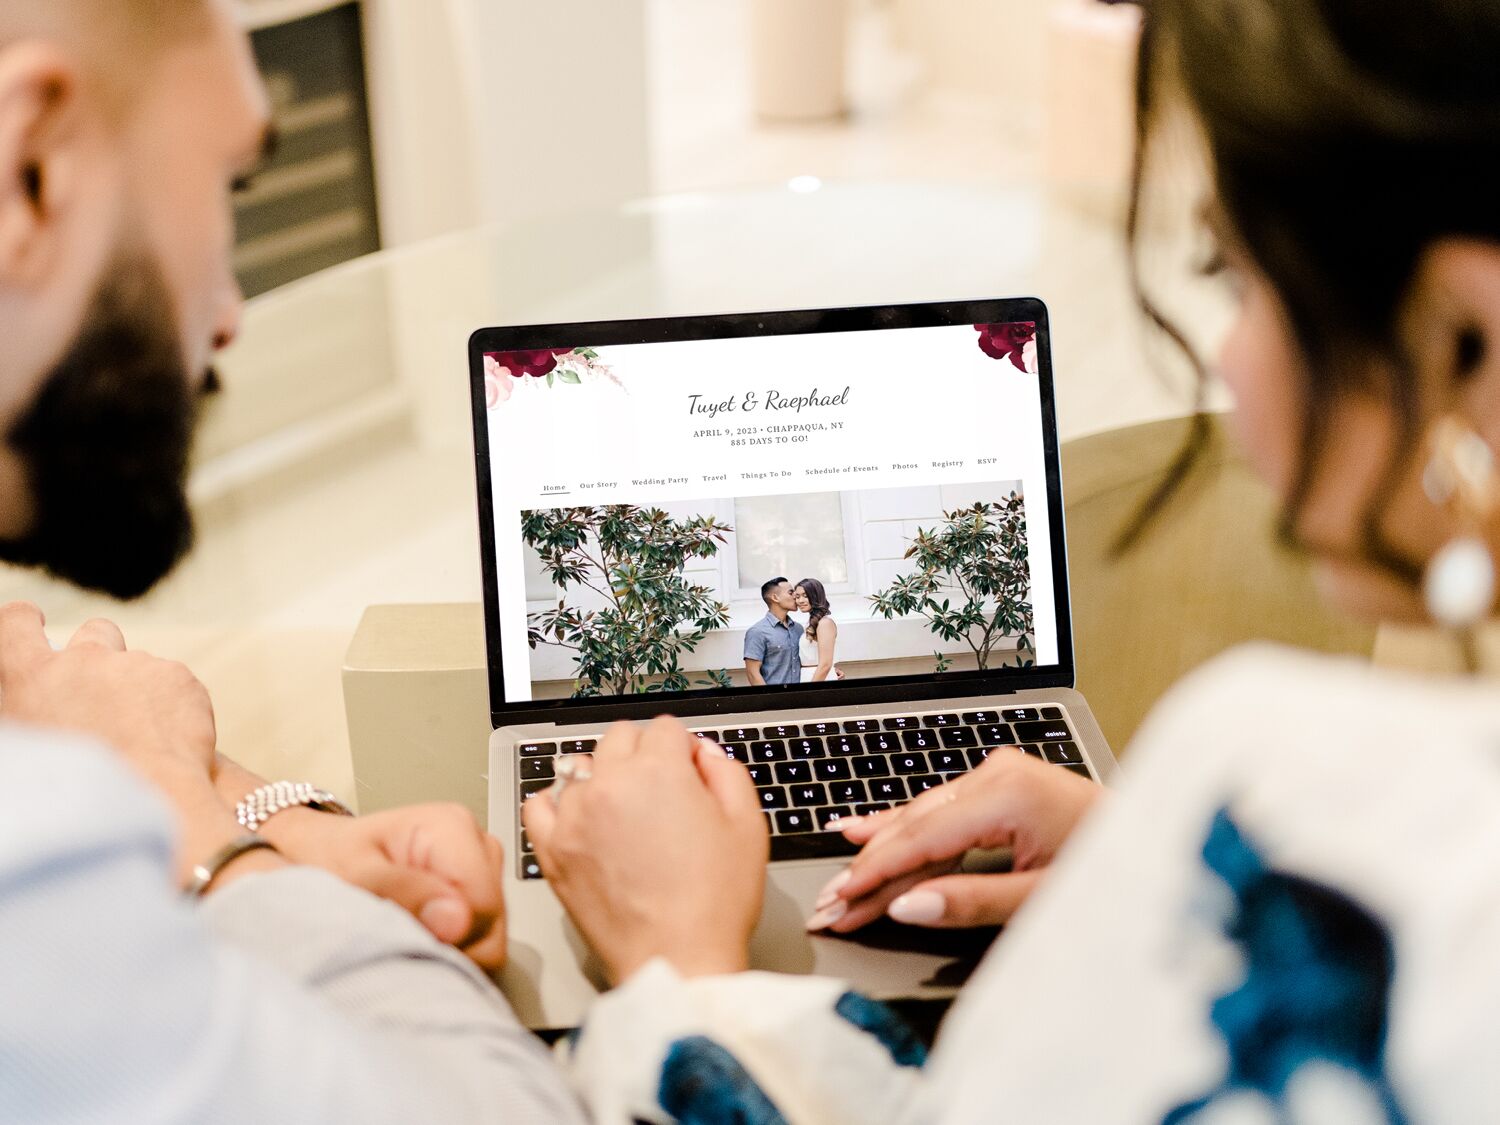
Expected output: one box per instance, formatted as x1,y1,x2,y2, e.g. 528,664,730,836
744,577,804,686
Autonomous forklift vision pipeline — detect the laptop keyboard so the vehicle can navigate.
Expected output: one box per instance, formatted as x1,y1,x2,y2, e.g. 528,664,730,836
513,707,1092,880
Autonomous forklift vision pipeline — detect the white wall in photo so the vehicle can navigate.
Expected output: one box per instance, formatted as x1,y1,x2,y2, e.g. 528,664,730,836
524,482,1030,684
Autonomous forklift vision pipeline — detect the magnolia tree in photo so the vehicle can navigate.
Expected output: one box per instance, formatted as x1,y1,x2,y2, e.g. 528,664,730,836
870,496,1036,672
523,505,735,696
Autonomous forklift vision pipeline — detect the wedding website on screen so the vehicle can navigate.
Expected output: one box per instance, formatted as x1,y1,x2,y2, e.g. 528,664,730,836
482,321,1059,704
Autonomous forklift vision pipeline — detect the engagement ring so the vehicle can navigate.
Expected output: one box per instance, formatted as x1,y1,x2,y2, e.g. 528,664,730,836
550,756,594,804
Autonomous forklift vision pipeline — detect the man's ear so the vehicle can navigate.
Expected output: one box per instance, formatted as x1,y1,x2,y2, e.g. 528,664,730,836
1405,238,1500,447
0,41,84,288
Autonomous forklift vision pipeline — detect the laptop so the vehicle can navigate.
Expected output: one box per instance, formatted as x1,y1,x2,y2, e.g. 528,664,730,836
469,297,1119,1030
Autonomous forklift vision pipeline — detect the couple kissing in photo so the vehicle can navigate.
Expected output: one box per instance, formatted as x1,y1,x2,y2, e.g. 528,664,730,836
744,576,844,686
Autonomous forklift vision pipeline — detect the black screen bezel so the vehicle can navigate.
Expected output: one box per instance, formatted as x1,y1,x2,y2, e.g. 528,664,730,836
469,297,1075,728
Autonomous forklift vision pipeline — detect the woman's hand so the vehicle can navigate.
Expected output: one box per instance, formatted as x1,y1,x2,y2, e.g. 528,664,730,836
808,749,1104,932
522,716,769,985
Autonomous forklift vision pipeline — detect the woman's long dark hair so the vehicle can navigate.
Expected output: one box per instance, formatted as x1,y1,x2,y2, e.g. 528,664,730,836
1120,0,1500,589
796,577,832,639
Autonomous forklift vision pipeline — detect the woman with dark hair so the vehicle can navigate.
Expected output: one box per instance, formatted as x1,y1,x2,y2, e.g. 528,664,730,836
523,0,1500,1118
793,577,843,682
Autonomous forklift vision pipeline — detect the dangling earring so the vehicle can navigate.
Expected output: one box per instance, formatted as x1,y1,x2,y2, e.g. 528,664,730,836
1422,416,1499,629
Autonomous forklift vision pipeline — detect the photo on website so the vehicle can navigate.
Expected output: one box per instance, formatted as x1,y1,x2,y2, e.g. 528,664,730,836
520,481,1035,699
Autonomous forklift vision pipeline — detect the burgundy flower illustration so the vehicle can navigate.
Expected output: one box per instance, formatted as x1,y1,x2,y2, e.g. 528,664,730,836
482,347,625,410
974,322,1038,373
486,348,576,379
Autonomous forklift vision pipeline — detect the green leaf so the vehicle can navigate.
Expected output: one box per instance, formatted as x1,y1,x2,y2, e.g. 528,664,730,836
546,371,555,387
559,369,582,385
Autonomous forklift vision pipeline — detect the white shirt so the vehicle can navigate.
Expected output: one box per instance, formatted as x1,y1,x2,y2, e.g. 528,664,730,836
568,645,1500,1123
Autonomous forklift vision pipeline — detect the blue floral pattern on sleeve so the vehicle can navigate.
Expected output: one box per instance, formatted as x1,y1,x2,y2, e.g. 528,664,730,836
659,1035,788,1125
1163,808,1409,1125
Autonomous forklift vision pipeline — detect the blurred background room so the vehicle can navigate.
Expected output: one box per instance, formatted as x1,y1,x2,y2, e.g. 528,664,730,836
3,0,1416,815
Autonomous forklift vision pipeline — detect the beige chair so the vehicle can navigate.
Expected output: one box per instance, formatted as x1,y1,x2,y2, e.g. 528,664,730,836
1062,414,1377,754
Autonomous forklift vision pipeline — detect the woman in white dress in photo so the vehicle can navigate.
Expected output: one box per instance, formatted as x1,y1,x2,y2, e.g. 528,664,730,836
794,578,843,682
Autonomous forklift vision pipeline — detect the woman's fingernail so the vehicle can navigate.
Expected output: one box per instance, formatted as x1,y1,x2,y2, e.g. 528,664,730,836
888,890,945,925
805,898,848,932
814,868,851,909
419,897,469,942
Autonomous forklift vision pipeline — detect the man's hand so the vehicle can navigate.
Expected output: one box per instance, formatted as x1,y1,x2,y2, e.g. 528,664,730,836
0,602,216,789
260,801,509,970
808,749,1104,932
523,716,768,985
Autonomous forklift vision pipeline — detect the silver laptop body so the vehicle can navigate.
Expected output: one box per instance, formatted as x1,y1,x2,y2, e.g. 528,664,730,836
469,298,1119,1029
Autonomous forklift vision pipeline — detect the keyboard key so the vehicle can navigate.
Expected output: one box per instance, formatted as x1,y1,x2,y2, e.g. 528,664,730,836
966,745,1001,767
922,713,961,727
929,750,968,774
1001,707,1041,723
868,777,908,802
746,762,774,786
560,739,596,754
1042,706,1064,721
977,724,1016,746
1063,763,1094,780
757,786,789,810
721,742,750,763
817,805,854,830
892,753,928,776
939,727,978,748
724,727,760,742
908,774,943,794
1044,741,1084,766
521,855,543,880
962,711,999,725
519,757,556,781
854,802,892,817
770,832,859,862
519,829,532,853
829,735,864,755
853,756,892,778
774,760,812,785
829,780,867,805
864,731,901,754
791,783,828,808
790,737,826,759
900,729,939,751
765,723,800,739
805,721,840,737
883,716,920,730
519,741,557,757
813,758,852,781
1015,721,1072,743
842,718,879,734
1021,743,1044,758
694,730,722,743
775,809,817,834
751,740,788,762
519,780,551,802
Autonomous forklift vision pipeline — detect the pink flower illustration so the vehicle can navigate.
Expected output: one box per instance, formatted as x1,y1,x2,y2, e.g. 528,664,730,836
974,322,1038,373
483,355,513,408
487,348,575,379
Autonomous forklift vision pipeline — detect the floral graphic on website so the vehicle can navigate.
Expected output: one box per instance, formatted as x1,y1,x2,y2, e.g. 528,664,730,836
974,322,1038,374
483,347,623,408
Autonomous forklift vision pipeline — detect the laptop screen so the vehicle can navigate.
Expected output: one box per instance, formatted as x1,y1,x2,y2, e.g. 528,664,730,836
471,299,1072,718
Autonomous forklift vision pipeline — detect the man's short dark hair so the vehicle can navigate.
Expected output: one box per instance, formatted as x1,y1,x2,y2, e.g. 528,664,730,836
760,577,789,606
